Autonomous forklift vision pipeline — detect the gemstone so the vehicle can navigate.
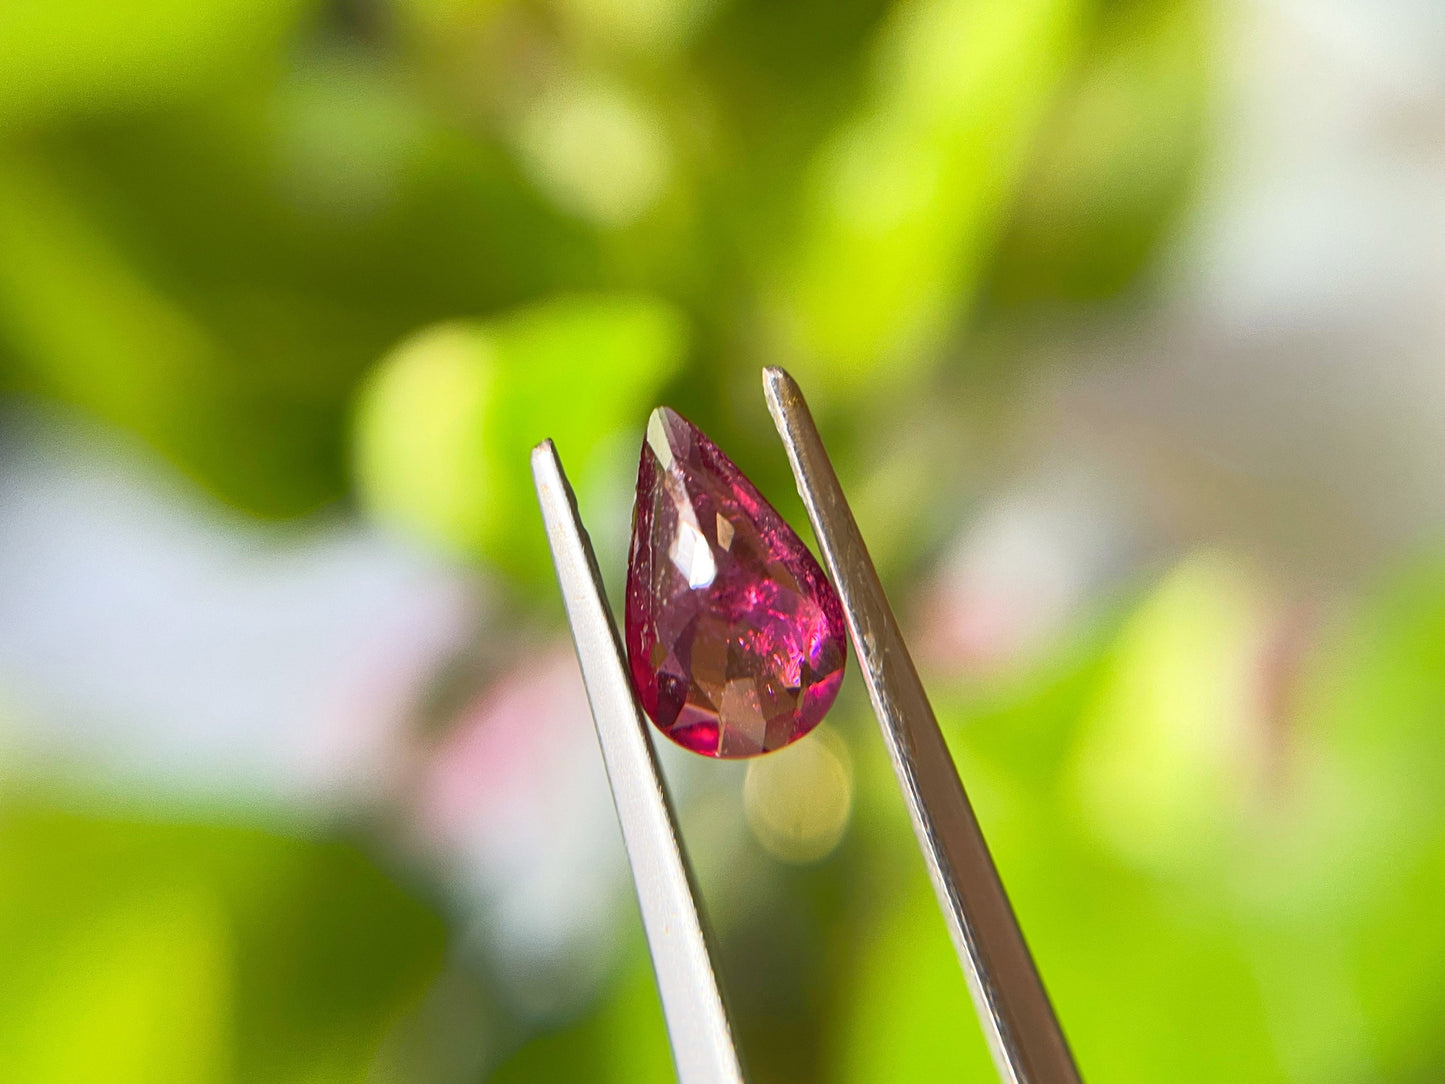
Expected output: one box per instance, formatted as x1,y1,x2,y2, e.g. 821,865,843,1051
625,407,847,758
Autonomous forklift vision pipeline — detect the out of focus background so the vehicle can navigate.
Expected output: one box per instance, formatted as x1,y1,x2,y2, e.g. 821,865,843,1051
1,0,1444,1080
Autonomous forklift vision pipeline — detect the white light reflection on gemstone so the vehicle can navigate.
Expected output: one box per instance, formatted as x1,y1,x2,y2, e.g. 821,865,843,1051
670,520,716,588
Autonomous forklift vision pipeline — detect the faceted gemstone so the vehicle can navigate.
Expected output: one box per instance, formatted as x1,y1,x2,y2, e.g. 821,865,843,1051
625,407,847,758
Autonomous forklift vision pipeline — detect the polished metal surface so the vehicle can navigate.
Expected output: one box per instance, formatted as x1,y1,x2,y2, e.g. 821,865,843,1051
532,440,746,1084
762,368,1082,1084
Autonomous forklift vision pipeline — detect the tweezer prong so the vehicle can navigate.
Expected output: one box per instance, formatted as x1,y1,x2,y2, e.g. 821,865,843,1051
762,368,1082,1084
532,440,746,1084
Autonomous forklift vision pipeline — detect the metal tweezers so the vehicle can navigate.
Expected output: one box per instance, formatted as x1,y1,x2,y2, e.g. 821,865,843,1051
532,367,1082,1084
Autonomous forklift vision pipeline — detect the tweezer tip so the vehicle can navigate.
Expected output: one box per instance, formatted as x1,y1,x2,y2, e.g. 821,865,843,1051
760,366,798,402
530,439,560,484
761,368,810,439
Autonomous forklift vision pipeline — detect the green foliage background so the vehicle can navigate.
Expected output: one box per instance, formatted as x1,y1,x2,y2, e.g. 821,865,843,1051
1,0,1440,1081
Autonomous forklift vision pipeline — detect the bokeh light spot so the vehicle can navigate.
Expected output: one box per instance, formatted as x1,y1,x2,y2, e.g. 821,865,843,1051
743,725,853,864
517,76,672,228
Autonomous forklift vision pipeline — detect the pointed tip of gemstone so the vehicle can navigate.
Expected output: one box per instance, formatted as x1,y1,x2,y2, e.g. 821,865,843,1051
625,407,846,759
644,406,680,469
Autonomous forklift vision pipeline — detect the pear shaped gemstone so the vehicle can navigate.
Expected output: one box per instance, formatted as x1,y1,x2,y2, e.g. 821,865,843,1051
625,407,846,758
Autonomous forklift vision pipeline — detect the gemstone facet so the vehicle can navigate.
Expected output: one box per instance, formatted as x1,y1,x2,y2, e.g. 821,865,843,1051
625,407,847,757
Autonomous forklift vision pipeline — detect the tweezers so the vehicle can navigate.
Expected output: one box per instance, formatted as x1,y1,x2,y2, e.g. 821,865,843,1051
532,367,1082,1084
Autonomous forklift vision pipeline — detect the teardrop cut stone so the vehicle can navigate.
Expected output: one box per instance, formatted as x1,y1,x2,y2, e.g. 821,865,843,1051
625,407,846,758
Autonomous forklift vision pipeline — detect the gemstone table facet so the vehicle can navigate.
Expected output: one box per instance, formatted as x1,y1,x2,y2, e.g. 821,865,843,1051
625,407,847,757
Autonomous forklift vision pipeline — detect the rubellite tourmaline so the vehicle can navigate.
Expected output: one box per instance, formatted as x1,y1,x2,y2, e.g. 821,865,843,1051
625,407,847,758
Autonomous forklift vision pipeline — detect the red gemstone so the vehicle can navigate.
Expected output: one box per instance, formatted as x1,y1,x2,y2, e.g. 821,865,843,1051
625,407,847,758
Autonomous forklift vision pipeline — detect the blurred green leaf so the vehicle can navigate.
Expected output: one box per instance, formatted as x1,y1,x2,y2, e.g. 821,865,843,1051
1069,552,1269,875
0,149,353,514
988,0,1211,307
833,881,995,1081
1241,555,1445,1081
0,797,450,1083
0,153,226,466
0,0,313,131
353,293,687,583
4,886,230,1084
781,0,1088,397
